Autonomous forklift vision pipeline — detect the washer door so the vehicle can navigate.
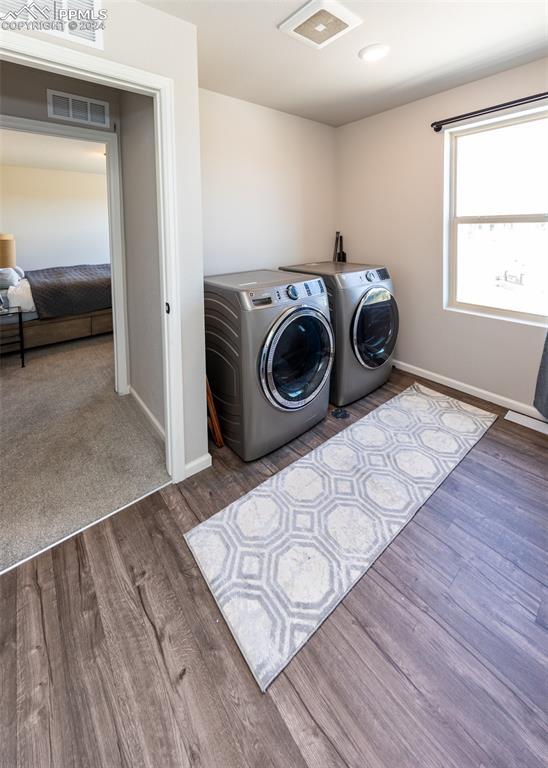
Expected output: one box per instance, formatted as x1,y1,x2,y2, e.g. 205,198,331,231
352,286,399,369
260,307,334,410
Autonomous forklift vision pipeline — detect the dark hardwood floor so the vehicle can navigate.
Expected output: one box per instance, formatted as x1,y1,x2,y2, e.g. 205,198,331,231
1,369,547,768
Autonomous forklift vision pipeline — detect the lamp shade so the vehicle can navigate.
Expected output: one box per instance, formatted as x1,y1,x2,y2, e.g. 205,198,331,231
0,234,16,269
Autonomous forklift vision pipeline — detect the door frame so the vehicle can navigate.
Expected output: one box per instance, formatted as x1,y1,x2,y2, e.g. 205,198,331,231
0,114,130,395
0,31,190,481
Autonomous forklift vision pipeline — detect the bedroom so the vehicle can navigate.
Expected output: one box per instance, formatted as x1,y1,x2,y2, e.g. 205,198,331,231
0,129,112,346
0,64,170,571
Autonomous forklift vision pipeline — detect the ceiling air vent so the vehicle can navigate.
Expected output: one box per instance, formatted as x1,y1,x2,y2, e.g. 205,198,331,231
278,0,362,49
47,89,110,128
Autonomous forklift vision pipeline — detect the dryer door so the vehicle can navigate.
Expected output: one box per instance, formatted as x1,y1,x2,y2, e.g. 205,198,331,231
260,307,334,410
352,286,399,369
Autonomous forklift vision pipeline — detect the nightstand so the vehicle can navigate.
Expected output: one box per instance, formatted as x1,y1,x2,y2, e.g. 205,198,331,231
0,305,25,367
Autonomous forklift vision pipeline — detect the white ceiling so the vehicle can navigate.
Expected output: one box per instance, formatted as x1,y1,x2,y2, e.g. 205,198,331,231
142,0,548,126
0,130,107,174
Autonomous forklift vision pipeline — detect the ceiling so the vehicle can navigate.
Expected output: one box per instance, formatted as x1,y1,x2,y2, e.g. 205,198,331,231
142,0,548,126
0,130,107,174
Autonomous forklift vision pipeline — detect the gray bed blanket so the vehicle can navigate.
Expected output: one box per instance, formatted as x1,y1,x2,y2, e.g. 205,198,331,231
26,264,112,319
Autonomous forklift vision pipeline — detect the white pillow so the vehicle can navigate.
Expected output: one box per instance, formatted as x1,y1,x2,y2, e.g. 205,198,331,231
0,268,20,289
14,266,25,278
7,279,35,312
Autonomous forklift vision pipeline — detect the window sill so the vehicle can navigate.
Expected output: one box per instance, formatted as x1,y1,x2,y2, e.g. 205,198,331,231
444,302,548,329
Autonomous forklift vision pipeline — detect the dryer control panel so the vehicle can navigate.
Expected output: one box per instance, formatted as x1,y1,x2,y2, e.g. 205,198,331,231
242,278,326,310
335,267,391,289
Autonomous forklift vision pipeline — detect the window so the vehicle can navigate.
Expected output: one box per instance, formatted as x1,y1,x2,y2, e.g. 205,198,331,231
0,0,104,49
445,109,548,325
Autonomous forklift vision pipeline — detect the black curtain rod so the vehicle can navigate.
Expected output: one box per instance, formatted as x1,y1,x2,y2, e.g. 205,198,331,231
431,91,548,132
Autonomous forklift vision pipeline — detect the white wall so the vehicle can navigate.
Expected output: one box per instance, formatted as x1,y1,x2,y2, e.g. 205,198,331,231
336,58,548,412
199,89,336,275
0,164,109,270
12,0,208,473
119,91,164,430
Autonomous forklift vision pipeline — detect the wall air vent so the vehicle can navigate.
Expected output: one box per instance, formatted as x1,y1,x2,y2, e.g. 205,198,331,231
47,90,110,128
278,0,362,49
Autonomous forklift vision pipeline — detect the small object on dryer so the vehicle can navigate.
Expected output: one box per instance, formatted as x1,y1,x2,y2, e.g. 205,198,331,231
333,231,340,262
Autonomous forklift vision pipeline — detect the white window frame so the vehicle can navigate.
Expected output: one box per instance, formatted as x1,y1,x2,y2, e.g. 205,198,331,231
443,105,548,328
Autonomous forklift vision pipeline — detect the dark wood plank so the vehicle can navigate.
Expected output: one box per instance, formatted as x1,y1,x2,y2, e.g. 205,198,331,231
277,611,476,768
432,485,547,584
83,514,192,768
415,509,543,616
536,589,548,629
50,536,126,768
343,567,547,767
0,570,17,768
374,542,548,718
268,674,349,768
16,555,77,768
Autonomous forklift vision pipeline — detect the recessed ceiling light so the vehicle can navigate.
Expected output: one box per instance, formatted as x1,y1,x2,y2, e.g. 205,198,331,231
358,43,390,62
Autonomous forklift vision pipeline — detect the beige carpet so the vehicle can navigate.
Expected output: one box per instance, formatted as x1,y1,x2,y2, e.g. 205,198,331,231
0,335,169,573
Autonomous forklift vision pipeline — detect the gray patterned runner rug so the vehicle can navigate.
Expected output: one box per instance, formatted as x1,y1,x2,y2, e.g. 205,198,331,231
185,383,496,690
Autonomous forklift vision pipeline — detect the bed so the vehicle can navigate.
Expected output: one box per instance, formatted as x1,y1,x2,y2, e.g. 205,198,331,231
0,264,113,354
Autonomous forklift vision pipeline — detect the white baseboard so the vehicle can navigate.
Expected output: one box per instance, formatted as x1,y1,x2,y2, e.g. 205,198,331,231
185,453,212,478
392,359,542,419
129,389,211,479
129,386,165,440
504,410,548,434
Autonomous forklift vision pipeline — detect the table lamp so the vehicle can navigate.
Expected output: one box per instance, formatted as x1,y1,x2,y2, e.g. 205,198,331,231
0,234,16,268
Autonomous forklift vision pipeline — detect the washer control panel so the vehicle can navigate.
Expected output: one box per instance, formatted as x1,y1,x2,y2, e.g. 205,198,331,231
245,278,326,309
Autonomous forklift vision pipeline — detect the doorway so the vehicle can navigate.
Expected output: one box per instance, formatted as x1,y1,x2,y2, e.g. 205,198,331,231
0,31,208,487
0,120,170,573
0,115,129,389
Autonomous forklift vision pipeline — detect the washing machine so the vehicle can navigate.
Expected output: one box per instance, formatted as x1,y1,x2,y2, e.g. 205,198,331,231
280,262,399,406
204,270,335,461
